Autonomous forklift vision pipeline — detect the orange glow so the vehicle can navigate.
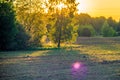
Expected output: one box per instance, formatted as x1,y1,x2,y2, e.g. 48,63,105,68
76,0,91,13
76,0,120,21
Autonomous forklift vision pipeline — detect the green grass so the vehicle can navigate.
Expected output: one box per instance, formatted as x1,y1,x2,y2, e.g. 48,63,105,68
0,38,120,80
75,37,120,62
75,43,120,62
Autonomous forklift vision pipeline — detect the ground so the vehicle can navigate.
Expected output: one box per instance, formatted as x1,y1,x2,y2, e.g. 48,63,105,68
0,37,120,80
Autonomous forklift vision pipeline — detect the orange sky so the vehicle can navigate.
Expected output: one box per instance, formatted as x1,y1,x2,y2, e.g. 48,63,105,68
76,0,120,21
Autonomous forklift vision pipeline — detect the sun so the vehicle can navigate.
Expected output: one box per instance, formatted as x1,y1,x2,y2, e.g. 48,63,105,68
76,0,88,13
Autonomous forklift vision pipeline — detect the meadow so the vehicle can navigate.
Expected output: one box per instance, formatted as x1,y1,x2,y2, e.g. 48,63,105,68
0,37,120,80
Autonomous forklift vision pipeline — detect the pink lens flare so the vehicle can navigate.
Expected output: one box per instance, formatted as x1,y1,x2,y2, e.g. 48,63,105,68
73,62,81,69
71,61,88,80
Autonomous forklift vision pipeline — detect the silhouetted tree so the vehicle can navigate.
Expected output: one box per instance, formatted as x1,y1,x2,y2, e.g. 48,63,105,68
0,2,17,50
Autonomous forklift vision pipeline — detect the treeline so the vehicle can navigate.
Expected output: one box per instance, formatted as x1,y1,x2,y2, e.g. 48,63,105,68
0,1,120,50
75,13,120,37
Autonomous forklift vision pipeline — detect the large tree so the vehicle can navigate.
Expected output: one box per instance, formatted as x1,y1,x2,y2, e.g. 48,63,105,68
47,0,78,48
14,0,47,46
0,1,17,50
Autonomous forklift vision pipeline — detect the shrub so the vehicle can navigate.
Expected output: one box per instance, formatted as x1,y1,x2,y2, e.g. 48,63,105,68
77,25,96,37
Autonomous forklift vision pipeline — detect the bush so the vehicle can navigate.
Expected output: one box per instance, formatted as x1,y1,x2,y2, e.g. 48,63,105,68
77,25,96,37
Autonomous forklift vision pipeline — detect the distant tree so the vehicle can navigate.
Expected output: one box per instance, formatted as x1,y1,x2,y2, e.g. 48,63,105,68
75,13,92,25
116,20,120,36
91,16,106,35
107,17,117,30
77,25,96,37
0,1,17,50
101,21,116,37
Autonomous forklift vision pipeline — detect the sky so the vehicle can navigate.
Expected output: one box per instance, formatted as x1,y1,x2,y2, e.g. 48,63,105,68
76,0,120,21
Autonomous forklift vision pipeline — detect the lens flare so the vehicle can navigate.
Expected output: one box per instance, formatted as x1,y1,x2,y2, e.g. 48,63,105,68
73,62,81,69
71,61,88,80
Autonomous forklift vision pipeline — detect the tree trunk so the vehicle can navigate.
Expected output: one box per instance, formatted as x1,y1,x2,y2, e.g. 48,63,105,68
57,13,62,48
57,39,60,48
57,25,61,48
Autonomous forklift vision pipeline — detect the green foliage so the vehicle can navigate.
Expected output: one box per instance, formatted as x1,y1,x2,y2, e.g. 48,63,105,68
101,21,116,37
0,2,17,50
47,0,78,48
77,25,96,37
0,0,9,3
107,17,117,30
10,0,120,49
116,20,120,36
91,16,106,35
74,14,106,36
15,23,30,49
0,2,31,50
75,13,92,25
14,0,48,47
51,16,72,43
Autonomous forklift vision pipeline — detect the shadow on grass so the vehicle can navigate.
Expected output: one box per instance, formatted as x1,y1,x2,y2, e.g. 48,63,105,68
0,48,91,80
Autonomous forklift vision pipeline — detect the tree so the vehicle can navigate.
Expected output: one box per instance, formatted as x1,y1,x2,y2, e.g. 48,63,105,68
101,21,116,37
14,0,47,46
116,20,120,36
107,17,117,30
91,16,106,35
0,1,18,50
74,13,92,25
47,0,78,48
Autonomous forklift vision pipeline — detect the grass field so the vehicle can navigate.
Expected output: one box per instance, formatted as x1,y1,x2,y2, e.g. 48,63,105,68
0,37,120,80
